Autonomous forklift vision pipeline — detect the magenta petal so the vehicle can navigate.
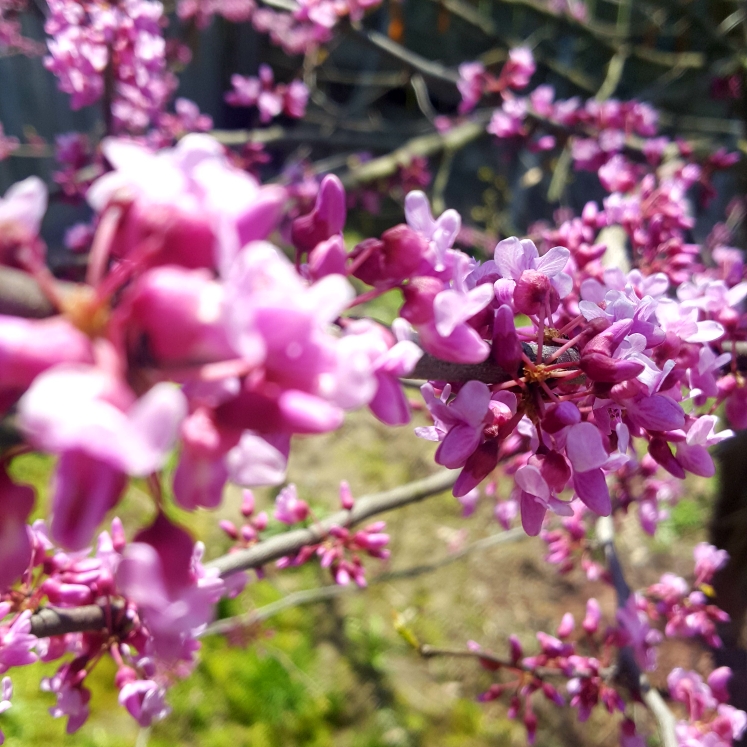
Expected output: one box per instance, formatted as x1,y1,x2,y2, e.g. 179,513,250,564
581,353,645,383
494,236,527,279
173,452,228,509
626,394,685,432
515,464,550,499
419,321,490,364
235,185,286,245
0,467,34,590
435,423,481,469
649,438,686,479
534,245,569,276
277,390,344,433
520,492,547,536
368,374,411,426
451,380,492,425
675,443,715,478
453,440,498,497
566,422,609,472
404,191,435,236
492,304,522,374
226,431,288,487
572,468,611,517
51,450,127,550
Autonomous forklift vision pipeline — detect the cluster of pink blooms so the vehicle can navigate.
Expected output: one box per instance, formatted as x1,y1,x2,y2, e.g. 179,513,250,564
0,513,226,736
225,65,309,123
273,482,390,586
468,600,633,745
176,0,383,55
466,544,744,745
44,0,176,132
0,102,744,732
669,668,747,746
0,0,45,56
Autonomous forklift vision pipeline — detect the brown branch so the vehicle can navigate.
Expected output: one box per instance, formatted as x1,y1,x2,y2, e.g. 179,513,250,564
350,26,460,85
0,266,75,318
28,470,458,638
595,515,678,747
339,113,490,188
28,600,127,638
207,469,458,577
418,644,614,681
203,527,527,636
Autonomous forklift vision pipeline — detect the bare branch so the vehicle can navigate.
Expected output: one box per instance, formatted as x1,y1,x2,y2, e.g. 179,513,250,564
0,266,74,318
28,600,127,638
350,26,459,85
203,527,527,636
28,470,458,638
339,114,490,188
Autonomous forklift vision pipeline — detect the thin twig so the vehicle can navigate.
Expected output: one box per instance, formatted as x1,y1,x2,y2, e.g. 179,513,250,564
28,471,458,638
208,470,458,577
203,528,527,636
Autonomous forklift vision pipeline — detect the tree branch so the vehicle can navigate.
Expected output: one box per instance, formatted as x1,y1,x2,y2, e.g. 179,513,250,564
339,113,490,188
203,527,527,636
0,266,73,318
28,600,127,638
595,515,677,747
28,470,458,638
207,469,458,576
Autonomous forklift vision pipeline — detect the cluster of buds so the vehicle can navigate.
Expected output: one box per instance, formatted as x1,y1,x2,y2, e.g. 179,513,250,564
464,578,742,745
669,667,747,745
467,601,627,745
274,483,390,586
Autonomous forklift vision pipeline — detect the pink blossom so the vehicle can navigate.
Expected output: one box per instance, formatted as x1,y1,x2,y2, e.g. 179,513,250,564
404,190,461,271
41,675,90,734
118,680,171,726
87,135,286,273
274,484,309,524
416,380,491,469
674,416,733,478
0,467,34,591
116,513,219,662
225,65,308,122
0,607,37,673
457,62,485,114
693,542,729,586
291,174,346,254
616,594,661,671
18,365,186,549
493,237,572,312
500,47,535,89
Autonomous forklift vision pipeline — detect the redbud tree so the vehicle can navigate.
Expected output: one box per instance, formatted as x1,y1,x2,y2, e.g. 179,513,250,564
0,0,745,744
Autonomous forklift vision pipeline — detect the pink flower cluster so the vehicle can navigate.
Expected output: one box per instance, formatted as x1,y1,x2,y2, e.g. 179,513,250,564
457,47,536,114
642,543,730,648
0,514,224,733
225,65,309,123
44,0,176,132
468,601,628,744
669,668,747,746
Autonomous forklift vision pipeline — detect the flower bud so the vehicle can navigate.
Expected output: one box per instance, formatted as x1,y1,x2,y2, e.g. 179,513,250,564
513,270,559,316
